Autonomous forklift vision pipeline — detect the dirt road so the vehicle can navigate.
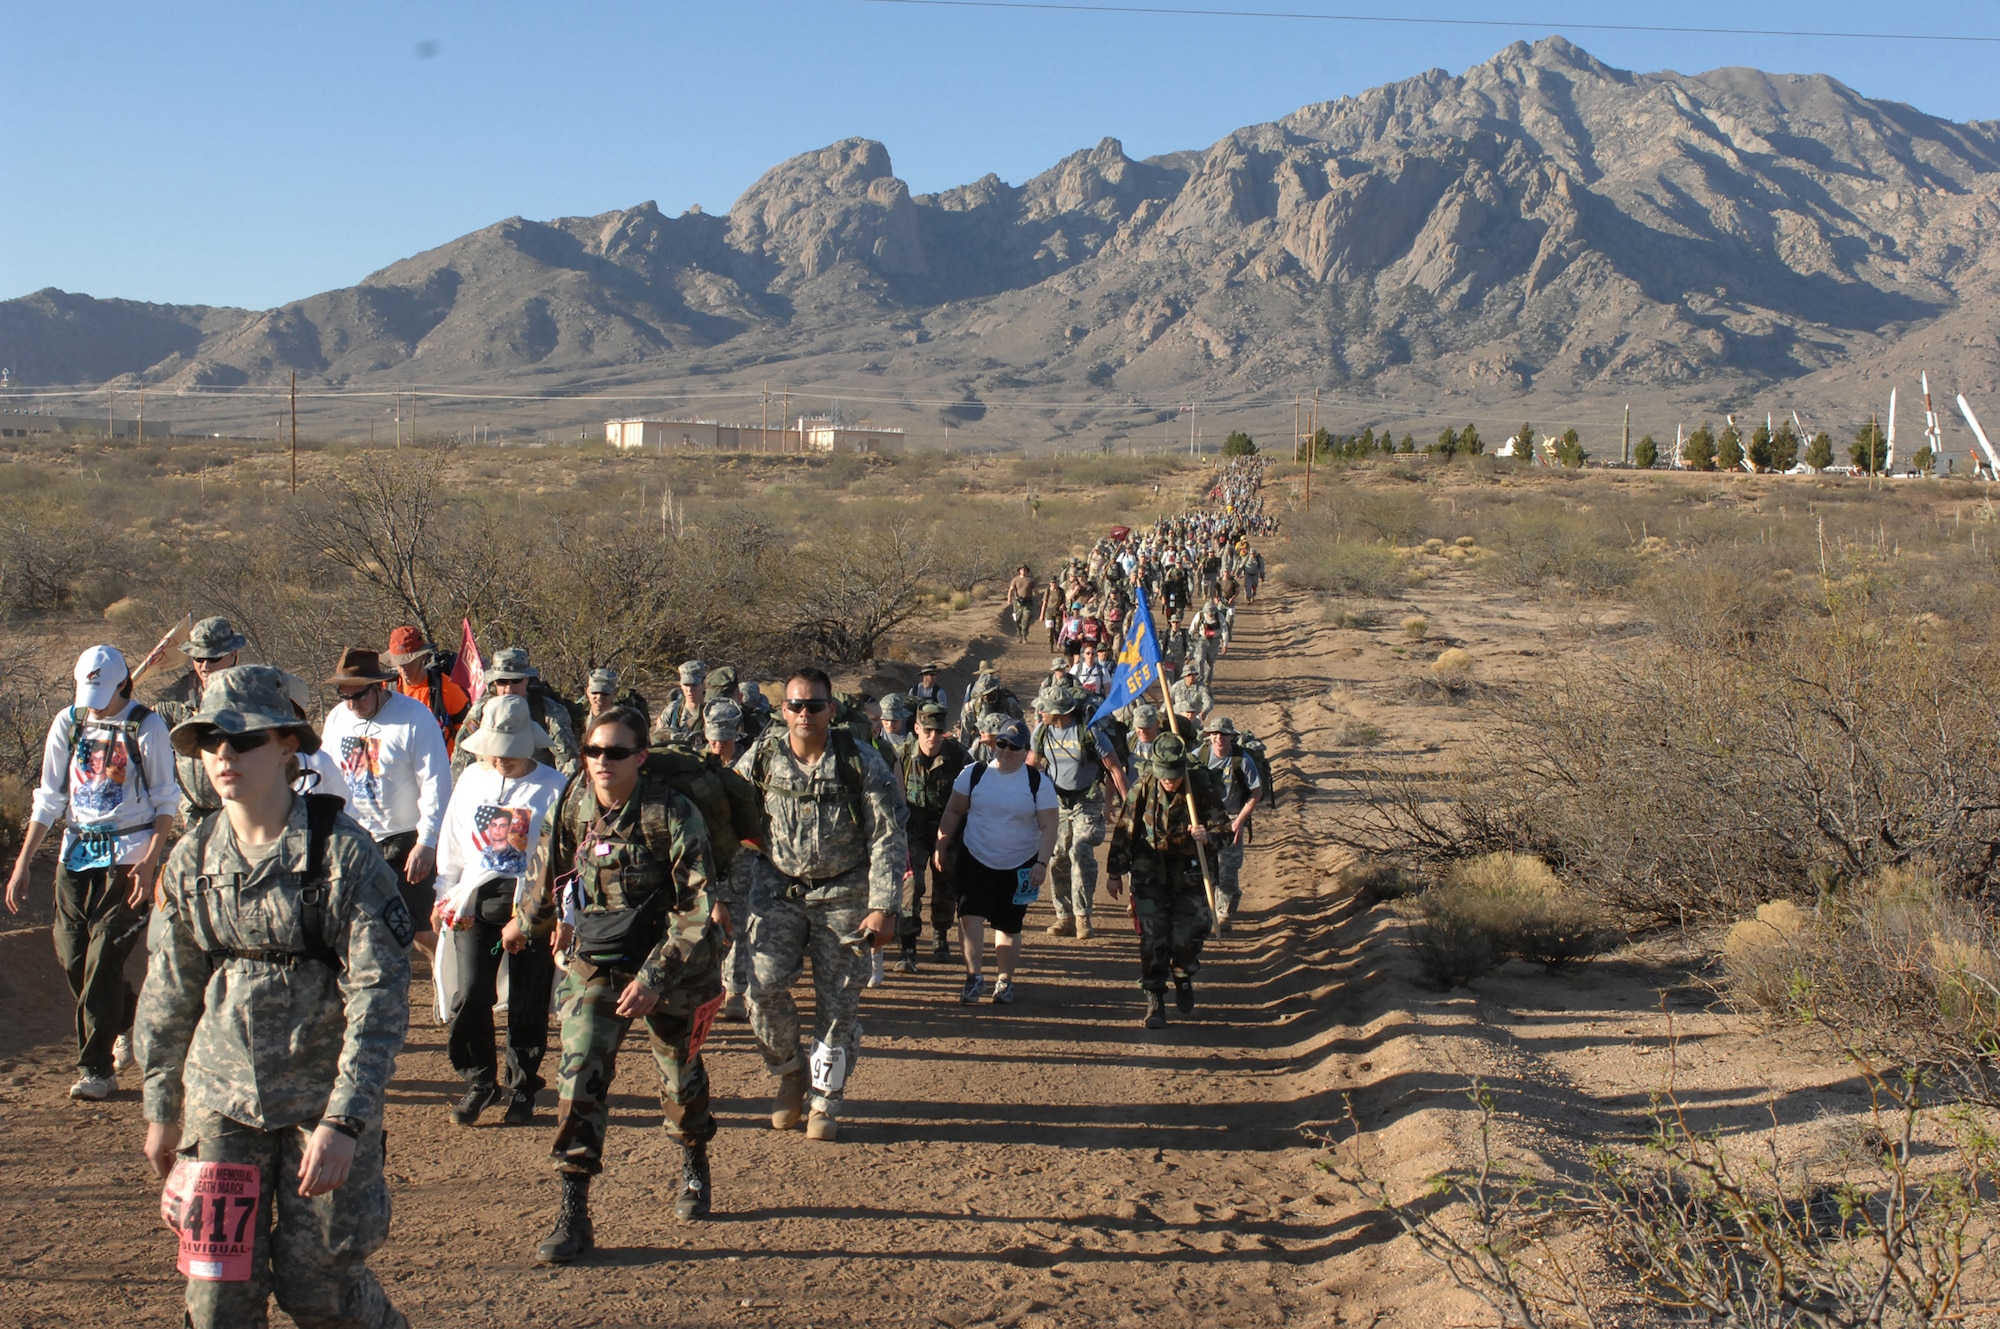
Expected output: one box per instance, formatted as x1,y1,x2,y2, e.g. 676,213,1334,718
0,568,1868,1327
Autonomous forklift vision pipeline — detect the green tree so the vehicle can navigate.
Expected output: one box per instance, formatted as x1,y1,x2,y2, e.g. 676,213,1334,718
1683,424,1717,471
1633,434,1659,469
1555,427,1588,468
1460,423,1484,456
1358,426,1376,453
1399,434,1416,453
1804,431,1835,471
1747,422,1774,471
1769,422,1800,472
1911,445,1936,476
1511,422,1534,459
1430,426,1460,459
1717,422,1745,471
1850,419,1888,473
1222,431,1258,457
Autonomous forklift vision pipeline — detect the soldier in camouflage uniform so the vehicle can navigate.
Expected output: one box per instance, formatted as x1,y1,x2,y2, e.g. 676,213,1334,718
136,665,413,1329
450,647,577,780
1105,732,1225,1029
733,667,905,1142
1029,686,1128,940
1170,673,1215,728
509,706,727,1260
897,702,971,970
653,659,708,749
153,616,248,824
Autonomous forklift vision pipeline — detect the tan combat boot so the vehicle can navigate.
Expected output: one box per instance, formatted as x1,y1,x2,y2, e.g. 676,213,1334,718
1045,915,1075,937
771,1068,807,1131
806,1107,839,1142
1074,917,1094,940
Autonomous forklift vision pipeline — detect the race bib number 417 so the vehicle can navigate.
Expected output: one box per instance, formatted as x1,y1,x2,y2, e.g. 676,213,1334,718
161,1160,260,1282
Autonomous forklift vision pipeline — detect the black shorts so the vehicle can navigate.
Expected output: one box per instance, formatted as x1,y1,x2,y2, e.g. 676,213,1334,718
954,851,1038,936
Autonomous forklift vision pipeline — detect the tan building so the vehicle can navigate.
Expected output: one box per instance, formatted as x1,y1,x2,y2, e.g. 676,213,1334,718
801,419,906,454
605,415,902,453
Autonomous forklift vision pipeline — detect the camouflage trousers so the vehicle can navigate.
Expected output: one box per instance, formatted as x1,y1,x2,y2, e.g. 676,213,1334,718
549,932,724,1175
1048,797,1106,921
899,818,956,943
1214,840,1246,922
743,859,870,1115
1132,852,1213,992
179,1112,403,1329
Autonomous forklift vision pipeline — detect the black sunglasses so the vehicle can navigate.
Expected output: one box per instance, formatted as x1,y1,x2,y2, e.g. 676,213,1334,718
196,730,276,755
337,685,381,701
990,739,1025,752
581,743,644,761
783,698,832,714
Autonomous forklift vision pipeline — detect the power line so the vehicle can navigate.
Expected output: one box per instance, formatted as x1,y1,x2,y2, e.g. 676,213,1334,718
857,0,2000,44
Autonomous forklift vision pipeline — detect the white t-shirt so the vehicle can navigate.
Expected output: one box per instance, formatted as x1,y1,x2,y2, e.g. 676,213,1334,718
435,759,569,926
952,761,1052,870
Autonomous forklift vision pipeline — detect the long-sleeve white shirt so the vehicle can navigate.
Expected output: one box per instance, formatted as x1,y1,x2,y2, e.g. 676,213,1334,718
29,701,178,865
434,759,567,926
319,690,450,847
294,748,353,810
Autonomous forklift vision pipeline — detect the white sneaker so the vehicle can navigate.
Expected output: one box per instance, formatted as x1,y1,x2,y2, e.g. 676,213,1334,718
69,1074,114,1101
867,950,886,988
112,1033,136,1073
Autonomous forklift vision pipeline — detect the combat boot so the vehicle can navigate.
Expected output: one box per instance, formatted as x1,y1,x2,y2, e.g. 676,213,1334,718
771,1068,807,1131
536,1173,594,1265
675,1142,712,1221
1175,976,1196,1015
806,1107,839,1141
1046,915,1076,937
1074,917,1094,940
1142,991,1168,1029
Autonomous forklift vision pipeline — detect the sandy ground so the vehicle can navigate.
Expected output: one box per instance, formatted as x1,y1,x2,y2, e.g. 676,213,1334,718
0,552,1884,1327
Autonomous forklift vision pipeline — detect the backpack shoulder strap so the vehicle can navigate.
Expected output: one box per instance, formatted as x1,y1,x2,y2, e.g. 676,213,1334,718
301,793,347,972
829,729,869,827
966,761,986,795
1027,766,1043,802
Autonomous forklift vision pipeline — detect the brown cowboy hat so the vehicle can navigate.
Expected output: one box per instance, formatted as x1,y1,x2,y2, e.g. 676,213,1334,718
326,647,397,686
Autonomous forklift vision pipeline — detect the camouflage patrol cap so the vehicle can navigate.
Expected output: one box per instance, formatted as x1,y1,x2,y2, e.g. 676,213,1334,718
487,647,538,681
180,616,248,660
1149,732,1190,779
1130,702,1161,728
708,665,738,694
882,693,914,720
703,699,743,743
915,702,950,731
679,659,708,686
587,668,620,695
171,664,321,757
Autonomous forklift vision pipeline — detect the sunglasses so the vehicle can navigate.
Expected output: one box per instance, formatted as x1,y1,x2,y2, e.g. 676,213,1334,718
337,685,380,701
581,743,644,761
783,698,832,714
196,730,275,755
990,739,1025,752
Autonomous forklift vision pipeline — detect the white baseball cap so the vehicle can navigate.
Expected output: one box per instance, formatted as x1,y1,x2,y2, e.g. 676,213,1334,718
74,645,130,711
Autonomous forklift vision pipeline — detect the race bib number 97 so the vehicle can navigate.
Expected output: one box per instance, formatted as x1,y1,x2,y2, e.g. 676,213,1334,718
162,1160,260,1282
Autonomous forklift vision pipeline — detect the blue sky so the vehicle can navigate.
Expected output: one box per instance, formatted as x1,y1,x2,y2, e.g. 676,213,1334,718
9,0,2000,310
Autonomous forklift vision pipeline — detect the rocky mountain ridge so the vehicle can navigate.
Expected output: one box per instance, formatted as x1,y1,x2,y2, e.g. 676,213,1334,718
11,37,2000,441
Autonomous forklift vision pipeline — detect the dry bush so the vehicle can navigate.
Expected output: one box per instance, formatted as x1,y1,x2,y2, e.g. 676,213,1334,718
1481,504,1636,594
1401,852,1614,986
1282,536,1409,598
1402,614,1428,639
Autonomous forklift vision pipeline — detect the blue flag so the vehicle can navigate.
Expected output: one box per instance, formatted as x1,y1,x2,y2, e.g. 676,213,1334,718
1089,587,1165,727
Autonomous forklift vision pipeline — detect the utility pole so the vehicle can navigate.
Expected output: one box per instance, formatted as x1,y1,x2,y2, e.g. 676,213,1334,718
1188,401,1196,458
761,383,769,452
782,389,791,453
1293,393,1301,463
1306,388,1318,514
1622,403,1631,467
137,387,144,444
289,371,298,494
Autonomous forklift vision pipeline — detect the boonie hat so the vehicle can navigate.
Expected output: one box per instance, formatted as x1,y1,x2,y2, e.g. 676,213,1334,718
487,648,539,682
73,645,129,712
1130,703,1161,728
703,699,743,743
587,668,620,695
982,713,1029,747
1048,656,1069,671
170,664,322,757
181,616,248,661
384,625,429,666
708,665,738,694
327,648,396,687
460,694,550,761
915,703,950,731
882,693,913,720
678,660,707,686
1203,716,1237,736
1149,732,1190,779
1035,685,1077,715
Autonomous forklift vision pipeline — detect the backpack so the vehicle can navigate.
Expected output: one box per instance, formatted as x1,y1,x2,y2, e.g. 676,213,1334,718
1234,731,1276,808
1031,719,1105,798
529,679,582,736
965,760,1044,803
641,746,745,873
192,792,347,971
63,703,156,802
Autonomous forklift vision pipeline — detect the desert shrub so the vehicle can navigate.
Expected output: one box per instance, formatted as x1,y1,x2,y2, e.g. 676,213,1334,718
1402,853,1613,985
1722,866,2000,1089
1483,506,1636,593
1401,614,1427,640
1283,538,1408,598
1430,647,1474,691
1324,487,1441,545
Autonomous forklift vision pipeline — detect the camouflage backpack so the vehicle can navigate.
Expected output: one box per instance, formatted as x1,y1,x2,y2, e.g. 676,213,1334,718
637,746,746,873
